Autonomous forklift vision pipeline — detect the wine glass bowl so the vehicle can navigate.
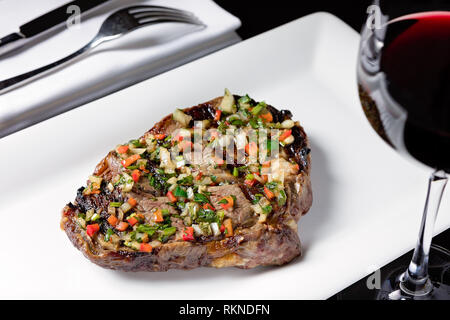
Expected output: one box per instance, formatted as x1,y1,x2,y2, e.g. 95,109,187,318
357,0,450,299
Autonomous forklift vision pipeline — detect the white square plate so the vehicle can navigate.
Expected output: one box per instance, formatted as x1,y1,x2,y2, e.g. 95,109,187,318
0,12,448,299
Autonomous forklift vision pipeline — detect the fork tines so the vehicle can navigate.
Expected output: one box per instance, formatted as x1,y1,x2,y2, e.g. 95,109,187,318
127,5,203,26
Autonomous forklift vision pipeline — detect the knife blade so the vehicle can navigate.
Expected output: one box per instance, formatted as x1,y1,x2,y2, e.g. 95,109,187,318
0,0,110,56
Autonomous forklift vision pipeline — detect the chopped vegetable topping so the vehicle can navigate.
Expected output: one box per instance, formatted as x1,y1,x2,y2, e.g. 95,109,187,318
279,129,292,142
131,169,141,182
182,227,195,241
264,186,275,200
117,145,129,154
77,90,301,250
218,196,234,210
116,221,129,232
127,216,138,226
214,109,222,121
107,215,118,226
166,191,177,203
121,154,141,168
140,243,153,253
86,224,100,237
223,219,233,237
153,209,164,223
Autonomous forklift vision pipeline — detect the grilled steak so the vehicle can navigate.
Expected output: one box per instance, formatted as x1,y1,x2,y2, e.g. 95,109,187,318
61,90,312,271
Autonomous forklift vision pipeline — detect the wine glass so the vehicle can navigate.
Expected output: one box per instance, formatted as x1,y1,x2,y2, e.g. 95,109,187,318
357,0,450,299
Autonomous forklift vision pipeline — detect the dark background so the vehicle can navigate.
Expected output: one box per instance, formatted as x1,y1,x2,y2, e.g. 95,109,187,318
214,0,449,300
215,0,371,36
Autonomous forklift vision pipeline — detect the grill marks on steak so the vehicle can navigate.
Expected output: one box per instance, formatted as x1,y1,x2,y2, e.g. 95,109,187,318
61,95,312,271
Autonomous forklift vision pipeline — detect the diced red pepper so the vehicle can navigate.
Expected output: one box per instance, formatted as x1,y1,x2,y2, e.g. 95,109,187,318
153,209,164,223
195,172,203,181
127,197,137,207
203,203,215,211
131,169,141,183
116,145,129,154
279,129,292,142
140,243,153,253
173,134,184,143
121,154,141,167
214,109,222,121
86,223,100,237
166,191,177,203
155,133,166,140
182,227,195,241
244,179,256,187
127,216,138,226
107,215,118,226
116,221,129,232
264,186,275,200
245,141,258,156
219,196,234,210
259,111,273,123
214,157,225,165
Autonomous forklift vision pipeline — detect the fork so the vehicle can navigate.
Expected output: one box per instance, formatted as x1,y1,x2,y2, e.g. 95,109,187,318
0,5,203,94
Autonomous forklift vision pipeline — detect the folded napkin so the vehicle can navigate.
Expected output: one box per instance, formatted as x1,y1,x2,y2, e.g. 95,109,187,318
0,0,241,137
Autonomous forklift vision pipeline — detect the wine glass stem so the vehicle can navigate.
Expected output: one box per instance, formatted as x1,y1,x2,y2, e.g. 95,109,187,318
400,170,448,296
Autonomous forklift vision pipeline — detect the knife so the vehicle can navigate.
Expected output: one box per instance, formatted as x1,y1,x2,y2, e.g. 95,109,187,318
0,0,110,56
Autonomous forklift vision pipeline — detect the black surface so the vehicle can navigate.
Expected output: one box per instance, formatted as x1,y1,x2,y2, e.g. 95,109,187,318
214,0,450,299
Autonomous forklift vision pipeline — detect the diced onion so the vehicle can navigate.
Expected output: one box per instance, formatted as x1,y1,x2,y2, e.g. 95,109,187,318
281,119,295,129
173,109,193,127
210,222,220,236
192,224,203,236
120,202,132,213
219,88,236,114
187,187,194,200
107,182,114,192
283,135,295,145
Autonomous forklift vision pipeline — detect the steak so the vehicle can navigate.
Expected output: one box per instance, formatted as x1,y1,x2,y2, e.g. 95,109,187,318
61,91,312,271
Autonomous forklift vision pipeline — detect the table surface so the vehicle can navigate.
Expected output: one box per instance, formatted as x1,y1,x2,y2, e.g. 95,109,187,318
214,0,450,299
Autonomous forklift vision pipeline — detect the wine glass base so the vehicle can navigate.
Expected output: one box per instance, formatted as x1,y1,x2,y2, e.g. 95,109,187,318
377,245,450,300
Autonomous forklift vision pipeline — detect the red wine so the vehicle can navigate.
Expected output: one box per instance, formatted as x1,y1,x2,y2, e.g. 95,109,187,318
358,12,450,171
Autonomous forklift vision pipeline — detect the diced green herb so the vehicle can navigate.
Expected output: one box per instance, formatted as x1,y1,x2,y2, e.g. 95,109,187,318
262,205,273,214
105,228,114,242
130,139,144,148
177,175,193,185
238,94,251,105
251,102,266,116
136,224,158,236
109,202,122,207
162,226,177,237
278,189,287,206
174,186,188,198
194,193,210,204
232,167,239,177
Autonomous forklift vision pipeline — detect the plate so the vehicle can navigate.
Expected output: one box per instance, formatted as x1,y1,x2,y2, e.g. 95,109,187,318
1,12,448,299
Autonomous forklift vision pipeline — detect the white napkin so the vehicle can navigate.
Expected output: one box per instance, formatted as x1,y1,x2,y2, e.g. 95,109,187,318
0,0,241,136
